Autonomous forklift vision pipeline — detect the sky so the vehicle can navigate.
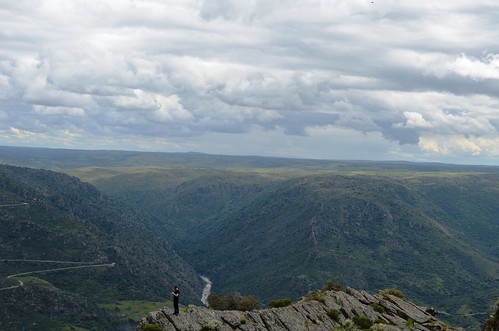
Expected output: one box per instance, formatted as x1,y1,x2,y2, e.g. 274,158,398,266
1,1,499,165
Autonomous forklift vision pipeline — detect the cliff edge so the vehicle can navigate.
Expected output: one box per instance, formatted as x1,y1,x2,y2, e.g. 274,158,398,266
137,287,463,330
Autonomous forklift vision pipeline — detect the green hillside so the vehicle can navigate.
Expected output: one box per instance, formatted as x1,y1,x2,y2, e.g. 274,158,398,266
0,165,203,330
79,168,499,330
76,167,280,243
1,146,498,329
188,175,497,323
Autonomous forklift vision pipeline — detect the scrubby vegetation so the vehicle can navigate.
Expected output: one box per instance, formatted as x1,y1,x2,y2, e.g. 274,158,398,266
207,292,261,311
268,298,293,308
379,288,405,299
200,320,223,331
323,280,343,291
142,324,162,331
369,302,386,314
326,308,341,322
352,316,373,329
483,300,499,331
304,290,326,305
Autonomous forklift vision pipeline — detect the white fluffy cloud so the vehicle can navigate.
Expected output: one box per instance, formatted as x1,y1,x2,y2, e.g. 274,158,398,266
1,0,499,164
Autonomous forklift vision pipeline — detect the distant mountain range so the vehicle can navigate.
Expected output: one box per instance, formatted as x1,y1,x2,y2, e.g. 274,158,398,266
2,144,499,173
0,145,498,330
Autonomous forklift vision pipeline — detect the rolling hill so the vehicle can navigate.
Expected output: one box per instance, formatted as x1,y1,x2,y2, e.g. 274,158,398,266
0,164,203,330
79,167,499,330
1,145,498,330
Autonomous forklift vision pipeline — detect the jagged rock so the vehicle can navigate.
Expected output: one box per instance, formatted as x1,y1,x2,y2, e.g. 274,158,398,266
137,289,463,331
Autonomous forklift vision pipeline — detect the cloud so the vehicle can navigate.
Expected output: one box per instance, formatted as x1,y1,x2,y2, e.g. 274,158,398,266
419,135,499,157
400,112,433,129
199,0,254,21
9,127,35,139
0,0,499,164
33,105,86,117
394,51,499,81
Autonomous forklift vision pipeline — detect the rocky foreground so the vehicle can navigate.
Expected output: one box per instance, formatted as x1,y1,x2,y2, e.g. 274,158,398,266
137,287,462,330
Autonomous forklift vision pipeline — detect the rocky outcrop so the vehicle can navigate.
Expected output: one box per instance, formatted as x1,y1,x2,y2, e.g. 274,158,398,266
137,287,463,331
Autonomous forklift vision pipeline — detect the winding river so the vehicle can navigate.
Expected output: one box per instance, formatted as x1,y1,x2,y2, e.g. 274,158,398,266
200,276,212,306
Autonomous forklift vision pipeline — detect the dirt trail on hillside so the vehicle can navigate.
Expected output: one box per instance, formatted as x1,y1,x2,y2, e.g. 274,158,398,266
0,260,115,291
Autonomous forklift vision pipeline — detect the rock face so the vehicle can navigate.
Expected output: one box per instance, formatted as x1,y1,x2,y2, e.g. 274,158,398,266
137,287,463,331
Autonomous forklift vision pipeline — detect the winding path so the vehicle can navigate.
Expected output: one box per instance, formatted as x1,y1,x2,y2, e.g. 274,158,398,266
1,202,116,291
0,280,24,291
0,259,115,291
0,202,29,208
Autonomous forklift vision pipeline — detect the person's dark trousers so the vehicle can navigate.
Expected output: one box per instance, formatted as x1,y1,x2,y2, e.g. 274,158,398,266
174,300,179,315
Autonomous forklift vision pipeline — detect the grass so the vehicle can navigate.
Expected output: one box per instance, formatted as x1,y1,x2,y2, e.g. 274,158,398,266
16,276,55,288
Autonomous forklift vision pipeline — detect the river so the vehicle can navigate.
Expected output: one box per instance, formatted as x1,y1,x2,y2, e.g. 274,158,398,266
200,276,212,306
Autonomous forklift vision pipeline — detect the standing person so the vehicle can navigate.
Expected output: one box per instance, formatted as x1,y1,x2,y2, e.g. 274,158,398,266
172,286,180,315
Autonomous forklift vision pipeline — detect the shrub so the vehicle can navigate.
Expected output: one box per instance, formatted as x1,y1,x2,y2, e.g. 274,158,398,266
323,280,342,291
207,292,224,310
207,292,260,311
142,324,162,331
369,302,386,313
326,308,341,322
305,290,326,304
342,319,357,331
369,323,386,331
200,320,223,331
268,298,293,308
352,316,373,329
238,295,261,311
379,288,404,299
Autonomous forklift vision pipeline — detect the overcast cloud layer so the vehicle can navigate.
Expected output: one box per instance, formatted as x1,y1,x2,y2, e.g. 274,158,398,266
1,0,499,164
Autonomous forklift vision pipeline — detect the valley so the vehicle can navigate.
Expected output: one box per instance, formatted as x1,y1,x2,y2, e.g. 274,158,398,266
0,146,498,330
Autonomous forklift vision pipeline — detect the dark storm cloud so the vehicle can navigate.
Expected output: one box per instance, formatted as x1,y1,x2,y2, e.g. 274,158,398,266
376,120,420,145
